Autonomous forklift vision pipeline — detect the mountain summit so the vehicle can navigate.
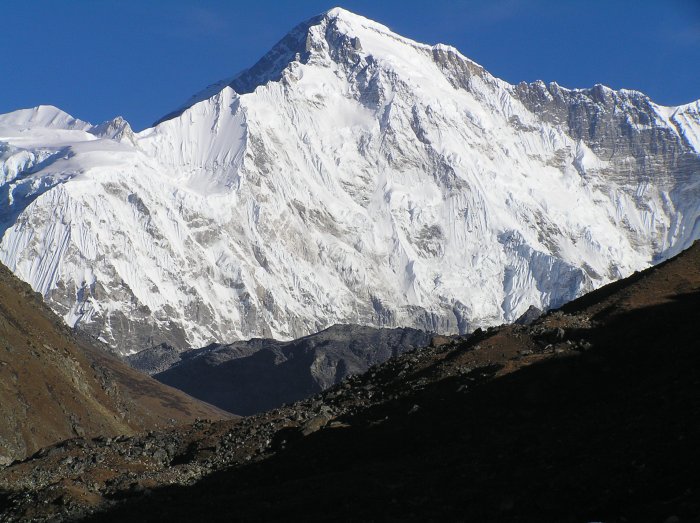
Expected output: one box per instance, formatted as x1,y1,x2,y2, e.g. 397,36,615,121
0,9,698,353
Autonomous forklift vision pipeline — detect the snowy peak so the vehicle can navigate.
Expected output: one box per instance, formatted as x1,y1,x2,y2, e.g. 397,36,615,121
0,105,91,131
229,6,488,95
89,116,136,145
323,6,387,26
158,7,488,125
229,7,400,91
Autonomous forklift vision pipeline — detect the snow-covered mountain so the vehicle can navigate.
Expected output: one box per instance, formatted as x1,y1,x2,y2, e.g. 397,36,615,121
1,8,699,354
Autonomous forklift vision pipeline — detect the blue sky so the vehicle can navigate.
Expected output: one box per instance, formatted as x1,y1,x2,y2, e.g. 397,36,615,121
2,0,698,130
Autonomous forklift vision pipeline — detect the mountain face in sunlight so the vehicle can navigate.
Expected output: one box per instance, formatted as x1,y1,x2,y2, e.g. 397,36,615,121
0,8,698,355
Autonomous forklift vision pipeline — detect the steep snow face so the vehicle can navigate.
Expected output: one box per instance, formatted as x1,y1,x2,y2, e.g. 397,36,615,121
1,8,699,354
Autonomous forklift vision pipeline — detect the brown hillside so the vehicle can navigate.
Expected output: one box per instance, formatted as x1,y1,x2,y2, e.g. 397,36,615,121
0,263,232,465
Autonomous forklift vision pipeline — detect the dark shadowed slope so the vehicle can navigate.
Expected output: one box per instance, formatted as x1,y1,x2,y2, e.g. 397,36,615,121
1,242,699,522
0,262,232,465
135,325,432,415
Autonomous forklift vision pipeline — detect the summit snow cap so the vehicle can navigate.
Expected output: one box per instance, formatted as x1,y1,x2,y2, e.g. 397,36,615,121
156,6,485,125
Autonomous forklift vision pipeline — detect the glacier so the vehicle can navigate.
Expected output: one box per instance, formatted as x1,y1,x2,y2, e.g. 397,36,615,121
0,7,698,354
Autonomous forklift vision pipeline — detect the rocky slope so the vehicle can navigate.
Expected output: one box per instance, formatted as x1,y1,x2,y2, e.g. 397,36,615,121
0,8,698,354
0,260,231,466
2,241,697,522
129,324,432,415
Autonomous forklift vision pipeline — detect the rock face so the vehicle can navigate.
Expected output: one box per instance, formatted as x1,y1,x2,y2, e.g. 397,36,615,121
0,8,699,354
514,82,700,260
0,260,231,466
128,324,432,415
514,305,542,325
124,343,184,376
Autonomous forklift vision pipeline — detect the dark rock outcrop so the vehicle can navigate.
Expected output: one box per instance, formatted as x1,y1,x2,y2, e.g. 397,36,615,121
514,304,543,325
133,324,432,415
